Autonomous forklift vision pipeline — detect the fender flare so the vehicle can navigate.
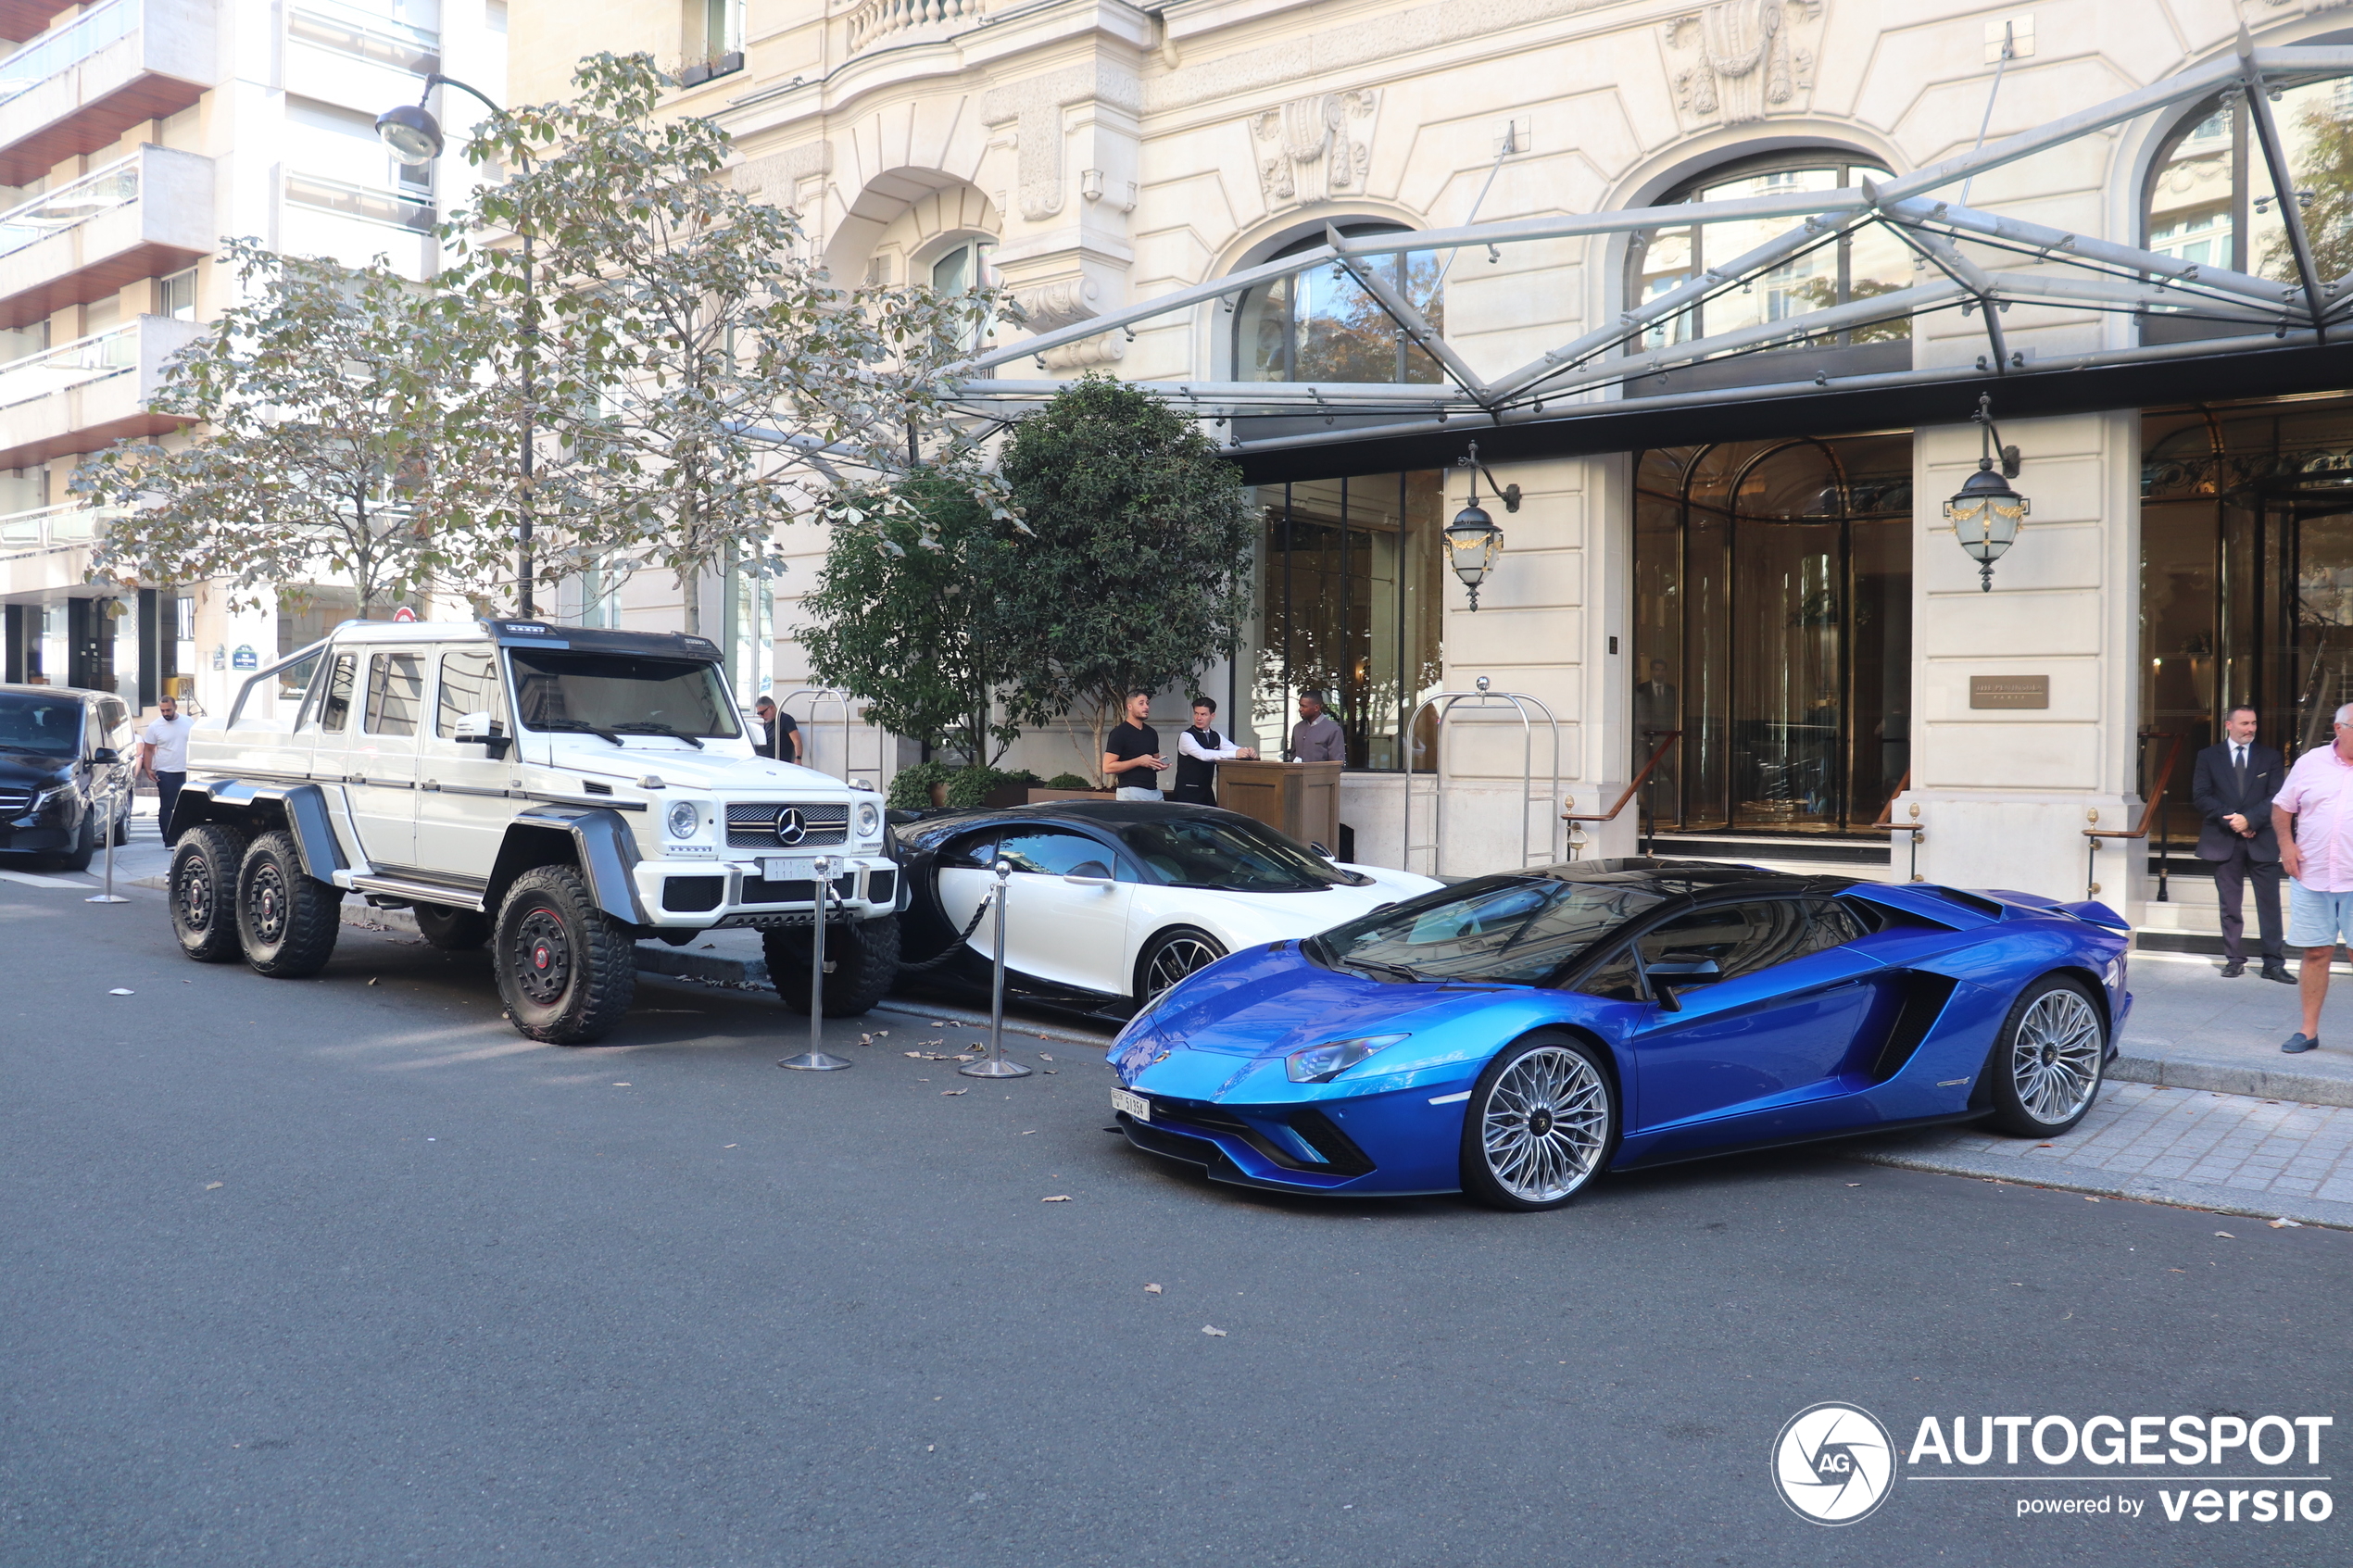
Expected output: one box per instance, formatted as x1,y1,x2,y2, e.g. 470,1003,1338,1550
501,805,647,925
172,779,348,881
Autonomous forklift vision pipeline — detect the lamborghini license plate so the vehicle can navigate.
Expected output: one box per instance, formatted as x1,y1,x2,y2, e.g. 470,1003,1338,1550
1111,1089,1150,1123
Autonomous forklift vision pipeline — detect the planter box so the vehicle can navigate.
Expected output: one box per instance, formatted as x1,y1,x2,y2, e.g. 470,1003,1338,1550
1027,787,1113,803
928,782,1038,809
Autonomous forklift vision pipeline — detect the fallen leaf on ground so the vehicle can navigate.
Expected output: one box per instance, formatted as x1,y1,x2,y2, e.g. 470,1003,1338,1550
860,1035,873,1046
1039,1053,1055,1062
1021,1130,1036,1135
1845,1183,1860,1187
1041,1194,1072,1202
941,1088,968,1097
612,1083,631,1087
107,987,133,996
930,1020,947,1025
905,1051,924,1058
1202,1324,1227,1337
1145,1284,1163,1294
204,1182,223,1190
724,1144,736,1148
366,977,379,986
2271,1217,2303,1228
2214,1231,2235,1238
2083,1196,2099,1202
1042,1069,1057,1074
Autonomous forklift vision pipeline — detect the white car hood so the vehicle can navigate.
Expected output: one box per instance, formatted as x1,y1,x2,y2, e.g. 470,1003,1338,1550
1161,865,1441,947
564,748,853,797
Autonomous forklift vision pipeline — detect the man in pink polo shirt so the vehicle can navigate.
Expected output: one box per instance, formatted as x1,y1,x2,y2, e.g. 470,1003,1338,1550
2271,702,2353,1053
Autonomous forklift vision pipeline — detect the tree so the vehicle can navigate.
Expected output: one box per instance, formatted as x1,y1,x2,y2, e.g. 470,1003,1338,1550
73,239,506,616
449,53,1025,630
2268,99,2353,286
993,376,1256,779
798,477,1025,763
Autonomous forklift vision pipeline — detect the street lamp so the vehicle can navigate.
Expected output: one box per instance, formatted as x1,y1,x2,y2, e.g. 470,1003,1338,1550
1944,392,2030,593
378,74,540,618
1445,441,1519,611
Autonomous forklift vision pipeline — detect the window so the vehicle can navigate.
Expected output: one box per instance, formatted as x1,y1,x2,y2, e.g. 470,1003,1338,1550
435,648,508,737
681,0,743,80
1114,816,1347,890
995,826,1125,878
2144,75,2352,293
363,652,424,735
508,648,743,738
1574,941,1646,1002
1629,153,1912,351
157,267,195,320
1634,897,1856,983
937,830,997,870
1236,226,1444,383
1317,875,1671,985
925,240,994,349
0,692,81,756
308,653,357,733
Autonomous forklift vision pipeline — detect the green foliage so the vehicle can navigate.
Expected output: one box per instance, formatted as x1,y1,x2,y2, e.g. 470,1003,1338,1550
992,377,1256,777
72,240,508,614
799,478,1025,762
1043,773,1092,791
943,766,1039,810
2271,100,2353,285
447,53,1026,625
885,760,961,810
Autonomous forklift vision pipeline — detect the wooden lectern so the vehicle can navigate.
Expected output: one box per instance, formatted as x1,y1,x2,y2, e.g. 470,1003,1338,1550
1215,759,1342,852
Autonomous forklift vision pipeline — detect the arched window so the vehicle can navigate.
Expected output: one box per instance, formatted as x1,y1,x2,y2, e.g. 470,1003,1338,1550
1628,151,1913,351
2144,74,2353,285
1234,225,1444,383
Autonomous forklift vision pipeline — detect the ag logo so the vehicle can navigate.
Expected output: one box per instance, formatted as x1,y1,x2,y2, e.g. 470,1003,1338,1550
773,807,807,846
1772,1402,1894,1525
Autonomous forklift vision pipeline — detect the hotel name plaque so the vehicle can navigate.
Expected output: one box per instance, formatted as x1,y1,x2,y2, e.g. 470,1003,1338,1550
1969,675,2050,709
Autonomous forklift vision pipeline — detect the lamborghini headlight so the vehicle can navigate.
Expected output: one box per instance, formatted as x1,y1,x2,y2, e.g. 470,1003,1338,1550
1286,1033,1409,1084
665,799,700,840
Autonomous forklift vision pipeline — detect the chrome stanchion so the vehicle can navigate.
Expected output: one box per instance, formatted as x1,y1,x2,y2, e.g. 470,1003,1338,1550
86,774,128,905
777,854,851,1072
961,859,1030,1080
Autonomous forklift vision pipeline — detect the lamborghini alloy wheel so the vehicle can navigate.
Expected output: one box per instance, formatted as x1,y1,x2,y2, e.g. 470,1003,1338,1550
1460,1035,1617,1211
1137,928,1227,1003
1987,976,2106,1136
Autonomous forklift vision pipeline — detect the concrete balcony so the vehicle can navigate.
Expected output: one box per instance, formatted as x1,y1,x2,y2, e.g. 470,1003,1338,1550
0,0,78,44
0,501,117,598
0,312,200,470
0,0,216,187
0,144,212,331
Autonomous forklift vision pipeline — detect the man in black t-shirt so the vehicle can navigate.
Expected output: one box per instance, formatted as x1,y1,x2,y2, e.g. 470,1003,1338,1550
1102,689,1170,799
753,696,801,763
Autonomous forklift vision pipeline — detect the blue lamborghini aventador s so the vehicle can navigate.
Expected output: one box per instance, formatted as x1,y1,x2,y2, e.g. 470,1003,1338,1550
1104,858,2132,1210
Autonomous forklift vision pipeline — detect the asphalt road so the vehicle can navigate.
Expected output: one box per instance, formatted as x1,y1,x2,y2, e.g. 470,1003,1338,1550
3,882,2347,1568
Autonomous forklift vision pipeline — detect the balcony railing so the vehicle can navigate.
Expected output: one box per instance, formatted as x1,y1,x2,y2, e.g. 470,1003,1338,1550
0,154,140,261
0,500,119,554
0,320,139,409
0,0,132,109
284,171,435,233
846,0,986,54
287,0,439,75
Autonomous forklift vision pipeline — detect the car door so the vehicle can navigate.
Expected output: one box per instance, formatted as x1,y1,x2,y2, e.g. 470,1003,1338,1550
934,822,1136,993
414,646,513,877
1624,897,1888,1134
346,649,425,870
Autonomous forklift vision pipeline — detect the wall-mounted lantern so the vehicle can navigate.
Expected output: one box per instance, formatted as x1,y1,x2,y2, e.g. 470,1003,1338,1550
1446,441,1521,610
1944,393,2030,592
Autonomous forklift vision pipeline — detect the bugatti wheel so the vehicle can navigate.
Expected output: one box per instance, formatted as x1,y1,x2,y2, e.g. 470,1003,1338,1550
1136,927,1226,1003
1986,974,2106,1136
1459,1033,1616,1211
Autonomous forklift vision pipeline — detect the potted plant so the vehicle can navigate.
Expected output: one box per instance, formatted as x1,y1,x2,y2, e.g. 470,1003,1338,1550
1028,772,1112,803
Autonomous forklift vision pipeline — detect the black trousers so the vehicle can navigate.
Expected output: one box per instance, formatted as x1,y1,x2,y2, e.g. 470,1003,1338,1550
2209,839,2284,962
155,771,184,846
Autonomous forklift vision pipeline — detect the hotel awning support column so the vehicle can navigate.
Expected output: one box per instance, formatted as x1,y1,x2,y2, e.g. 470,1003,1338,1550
2238,23,2329,344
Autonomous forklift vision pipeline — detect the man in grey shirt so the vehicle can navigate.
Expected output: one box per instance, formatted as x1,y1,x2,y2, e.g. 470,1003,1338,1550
1288,690,1346,763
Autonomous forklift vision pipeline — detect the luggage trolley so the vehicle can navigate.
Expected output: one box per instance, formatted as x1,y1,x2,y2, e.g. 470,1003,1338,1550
1400,678,1564,877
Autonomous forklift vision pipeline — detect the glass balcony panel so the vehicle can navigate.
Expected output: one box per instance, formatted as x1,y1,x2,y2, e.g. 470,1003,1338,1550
286,0,440,74
0,321,139,406
0,0,133,109
0,155,140,260
283,170,436,232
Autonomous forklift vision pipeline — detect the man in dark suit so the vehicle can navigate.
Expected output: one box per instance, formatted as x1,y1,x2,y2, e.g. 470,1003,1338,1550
2192,705,2291,981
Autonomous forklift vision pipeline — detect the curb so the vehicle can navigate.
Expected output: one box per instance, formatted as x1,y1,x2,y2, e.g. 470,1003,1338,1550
2108,1049,2353,1110
1846,1143,2353,1232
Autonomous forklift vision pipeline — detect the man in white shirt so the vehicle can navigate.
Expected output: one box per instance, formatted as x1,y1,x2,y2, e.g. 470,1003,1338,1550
138,696,194,844
1172,696,1255,805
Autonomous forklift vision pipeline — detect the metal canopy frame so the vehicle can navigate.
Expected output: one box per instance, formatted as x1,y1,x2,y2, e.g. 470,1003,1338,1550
1401,684,1564,876
934,40,2353,455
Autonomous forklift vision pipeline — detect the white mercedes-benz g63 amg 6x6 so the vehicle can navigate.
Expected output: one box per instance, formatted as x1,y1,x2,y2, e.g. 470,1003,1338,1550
167,618,901,1043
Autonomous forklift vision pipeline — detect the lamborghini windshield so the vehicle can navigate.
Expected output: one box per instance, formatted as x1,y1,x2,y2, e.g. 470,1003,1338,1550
507,649,743,740
1314,875,1669,985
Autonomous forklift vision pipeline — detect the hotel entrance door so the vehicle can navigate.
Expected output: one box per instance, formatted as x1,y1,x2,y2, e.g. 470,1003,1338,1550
1631,434,1914,834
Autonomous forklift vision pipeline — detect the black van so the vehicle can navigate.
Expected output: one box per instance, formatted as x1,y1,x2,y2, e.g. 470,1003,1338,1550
0,685,134,871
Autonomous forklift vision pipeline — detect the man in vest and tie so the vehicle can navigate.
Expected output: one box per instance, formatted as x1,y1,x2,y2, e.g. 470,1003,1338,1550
2191,705,2290,982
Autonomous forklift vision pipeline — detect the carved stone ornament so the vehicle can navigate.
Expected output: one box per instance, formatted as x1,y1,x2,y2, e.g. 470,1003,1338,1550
1251,89,1379,209
1013,277,1101,334
1039,332,1126,371
1662,0,1821,126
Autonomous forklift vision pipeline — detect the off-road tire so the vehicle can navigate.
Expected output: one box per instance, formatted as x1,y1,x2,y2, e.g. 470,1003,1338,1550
1984,974,2107,1137
493,865,635,1044
414,903,493,951
234,830,341,978
57,807,95,872
764,914,900,1016
170,822,248,963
